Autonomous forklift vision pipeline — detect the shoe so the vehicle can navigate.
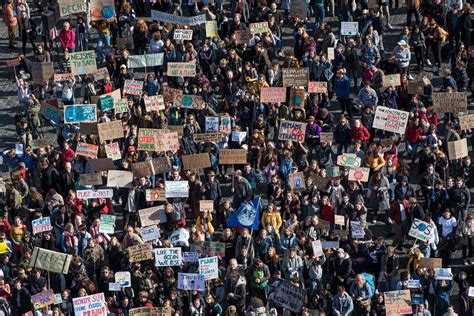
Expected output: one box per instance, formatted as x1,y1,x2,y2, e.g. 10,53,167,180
426,60,432,67
386,24,393,30
372,219,377,224
408,74,414,80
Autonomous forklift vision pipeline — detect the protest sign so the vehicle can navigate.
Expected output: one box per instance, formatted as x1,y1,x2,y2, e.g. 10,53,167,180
408,81,424,95
382,74,401,87
70,51,97,75
144,95,165,112
384,290,412,316
151,10,205,25
327,47,335,60
31,62,54,83
182,153,211,170
90,0,115,21
115,99,129,113
53,72,74,82
80,173,103,186
98,95,114,111
183,252,199,262
418,258,442,269
30,248,72,274
123,80,144,95
88,158,116,172
6,58,20,67
289,172,305,191
64,104,97,124
191,241,225,257
434,268,453,280
318,219,331,234
140,225,161,242
163,86,183,103
154,248,182,266
205,21,218,37
322,241,340,249
373,106,409,134
432,92,467,113
145,189,167,202
138,128,160,151
193,133,224,143
41,104,63,125
178,273,206,291
335,215,345,226
290,87,306,108
312,240,323,257
278,120,307,142
308,81,328,93
127,53,164,68
234,29,251,44
94,67,109,81
109,283,121,291
282,68,309,86
167,62,197,77
155,132,180,152
79,122,98,135
219,149,247,164
130,307,171,316
128,243,153,262
447,138,468,160
348,167,370,182
139,206,167,227
174,29,193,40
199,200,214,214
75,142,99,159
91,89,121,106
341,22,359,35
76,189,113,199
105,142,122,161
114,271,131,287
199,256,219,280
170,228,190,247
174,94,206,109
31,289,55,309
337,154,361,167
116,36,133,49
289,0,307,18
231,131,247,142
249,22,270,34
408,219,434,242
270,280,306,313
32,217,52,235
351,221,365,238
407,280,421,288
165,181,189,198
132,158,172,178
205,116,219,132
73,293,107,316
99,214,116,234
469,287,474,297
459,114,474,130
107,170,133,188
310,175,329,191
260,87,287,103
412,293,424,305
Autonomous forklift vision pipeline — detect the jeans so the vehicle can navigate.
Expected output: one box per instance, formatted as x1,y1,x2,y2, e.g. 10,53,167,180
337,11,350,23
406,142,419,158
313,6,325,32
406,8,421,26
96,33,111,62
7,24,16,46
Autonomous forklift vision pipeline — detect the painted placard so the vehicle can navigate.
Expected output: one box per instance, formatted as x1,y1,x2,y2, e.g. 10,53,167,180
64,104,97,124
191,241,225,257
382,74,401,87
167,62,196,77
174,29,193,40
289,172,305,191
73,293,107,316
32,217,53,235
154,247,182,266
384,290,412,316
30,248,72,274
99,214,116,234
205,21,218,37
70,50,97,75
260,87,287,103
165,181,189,198
205,116,219,133
31,289,55,309
178,273,205,291
290,87,306,108
278,120,307,142
123,80,144,95
341,22,359,35
269,280,306,313
128,243,153,262
249,22,270,34
76,189,113,199
348,167,370,182
140,225,161,242
219,149,247,164
373,106,409,134
408,219,434,242
76,142,99,159
155,132,180,152
97,120,123,141
459,114,474,130
105,142,122,161
107,170,133,188
144,95,165,112
127,53,164,68
90,0,115,21
145,189,167,202
337,154,361,167
181,153,211,170
174,94,206,109
282,68,309,87
308,81,328,93
199,256,219,280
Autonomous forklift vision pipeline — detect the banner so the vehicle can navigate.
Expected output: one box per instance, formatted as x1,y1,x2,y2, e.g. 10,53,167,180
90,0,115,21
76,189,113,199
341,22,358,35
348,167,370,182
140,225,161,242
174,94,205,109
372,106,409,134
174,29,193,40
191,241,225,257
382,74,401,87
79,173,103,186
154,247,182,266
408,219,434,242
127,53,164,68
144,95,165,112
282,68,309,87
64,104,97,124
269,280,306,313
32,217,53,235
384,290,413,316
308,81,328,93
205,116,219,132
107,170,133,188
70,50,97,75
128,243,153,262
139,206,167,227
199,256,219,280
447,138,468,160
178,273,205,291
227,197,260,230
337,154,361,167
155,132,180,152
105,142,122,161
459,114,474,130
76,142,98,158
181,153,211,170
432,92,467,113
278,120,307,142
249,22,270,34
219,149,247,164
73,293,107,316
260,87,286,103
31,289,55,309
151,10,206,25
30,248,72,274
165,181,189,198
289,0,307,19
99,214,116,234
167,62,197,77
205,21,218,37
31,62,54,83
123,80,144,95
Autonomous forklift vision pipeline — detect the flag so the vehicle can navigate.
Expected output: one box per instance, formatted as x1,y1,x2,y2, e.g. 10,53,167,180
227,198,260,230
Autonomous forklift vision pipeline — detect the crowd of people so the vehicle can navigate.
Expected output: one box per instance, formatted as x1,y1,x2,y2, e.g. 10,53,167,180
1,0,474,315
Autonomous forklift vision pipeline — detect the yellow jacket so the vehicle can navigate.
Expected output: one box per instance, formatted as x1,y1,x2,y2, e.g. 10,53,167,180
196,214,214,235
407,250,424,271
261,211,282,232
366,153,385,170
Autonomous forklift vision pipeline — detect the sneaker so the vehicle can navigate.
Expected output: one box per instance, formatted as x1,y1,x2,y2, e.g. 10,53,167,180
408,74,414,80
386,24,393,30
426,60,432,67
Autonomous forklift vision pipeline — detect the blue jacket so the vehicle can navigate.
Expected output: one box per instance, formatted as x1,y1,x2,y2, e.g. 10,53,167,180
332,292,354,316
433,280,453,311
334,75,351,100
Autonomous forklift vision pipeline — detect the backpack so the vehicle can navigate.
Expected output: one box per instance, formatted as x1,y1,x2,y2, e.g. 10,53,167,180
361,272,376,298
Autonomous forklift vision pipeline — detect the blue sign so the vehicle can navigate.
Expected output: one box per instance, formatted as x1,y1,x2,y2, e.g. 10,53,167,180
64,104,97,124
99,95,114,112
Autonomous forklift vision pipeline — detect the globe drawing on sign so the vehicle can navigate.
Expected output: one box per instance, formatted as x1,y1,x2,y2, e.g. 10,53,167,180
293,95,302,106
353,170,364,180
237,202,256,226
294,177,302,188
101,5,114,19
182,96,193,107
78,66,85,74
417,222,427,232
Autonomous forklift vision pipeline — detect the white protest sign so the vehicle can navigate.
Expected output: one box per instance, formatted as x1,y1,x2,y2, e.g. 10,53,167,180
140,225,161,242
407,280,421,288
32,217,53,235
109,283,121,291
106,170,133,188
174,29,193,40
170,227,190,247
199,256,219,280
154,247,182,266
341,22,358,35
76,189,113,199
165,181,189,198
115,271,131,287
434,268,453,280
373,106,409,134
178,273,206,291
311,240,323,257
351,221,365,238
205,116,219,133
469,287,474,297
408,219,434,242
73,293,107,316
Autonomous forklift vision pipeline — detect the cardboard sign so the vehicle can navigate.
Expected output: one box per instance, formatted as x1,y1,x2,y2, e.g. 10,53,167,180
351,221,365,238
139,206,167,227
165,181,189,198
91,89,121,106
80,173,103,186
88,158,116,172
123,80,144,95
459,114,474,130
174,29,193,40
80,122,98,135
382,74,401,87
432,92,467,113
408,81,424,95
373,106,409,134
73,293,107,316
322,241,340,249
178,273,205,291
234,29,251,44
199,200,214,213
97,120,123,141
308,81,328,93
205,21,218,37
70,50,97,75
167,62,196,77
105,142,122,161
337,154,361,167
278,120,307,142
327,47,335,61
90,0,115,21
32,217,53,235
408,219,434,242
127,53,164,68
319,132,334,143
144,95,165,112
249,22,270,34
199,256,219,280
335,215,345,226
434,268,453,280
131,157,172,177
219,149,247,164
6,58,20,67
99,214,116,234
53,73,74,82
282,68,309,87
290,87,306,109
76,189,113,199
155,132,180,152
76,142,99,159
64,104,97,124
289,172,305,191
193,133,224,143
30,248,72,274
205,116,219,133
289,0,307,19
191,241,225,257
31,290,55,309
162,86,183,103
140,225,161,242
182,153,211,170
145,189,167,202
151,10,206,25
310,175,329,191
384,290,412,316
154,248,182,266
270,280,306,313
341,22,358,35
115,99,129,113
107,170,133,188
260,87,287,103
348,167,370,182
94,67,109,81
41,104,63,125
138,128,160,151
128,243,153,262
447,138,468,160
174,94,206,109
31,62,54,83
183,252,199,262
311,240,323,257
418,258,442,269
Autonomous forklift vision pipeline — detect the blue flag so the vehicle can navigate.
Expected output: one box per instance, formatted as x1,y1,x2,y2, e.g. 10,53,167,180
227,198,260,230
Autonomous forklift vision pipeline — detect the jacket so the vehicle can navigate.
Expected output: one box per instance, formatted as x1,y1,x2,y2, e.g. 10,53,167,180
334,75,351,100
350,126,371,142
59,29,75,49
261,211,282,231
380,253,400,276
332,292,354,316
333,255,352,280
2,2,16,26
389,200,411,225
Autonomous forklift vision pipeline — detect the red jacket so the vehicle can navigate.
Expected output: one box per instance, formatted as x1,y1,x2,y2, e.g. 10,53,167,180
388,200,411,225
350,126,370,142
321,204,335,224
405,125,423,144
61,148,75,164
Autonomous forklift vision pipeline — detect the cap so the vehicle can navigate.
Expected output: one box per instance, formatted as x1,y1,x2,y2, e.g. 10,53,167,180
397,40,407,46
120,64,127,69
207,170,216,176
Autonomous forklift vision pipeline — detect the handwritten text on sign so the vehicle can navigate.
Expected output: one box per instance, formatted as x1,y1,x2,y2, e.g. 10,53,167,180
278,120,307,142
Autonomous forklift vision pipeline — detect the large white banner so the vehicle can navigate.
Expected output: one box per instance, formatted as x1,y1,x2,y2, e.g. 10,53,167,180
372,106,409,134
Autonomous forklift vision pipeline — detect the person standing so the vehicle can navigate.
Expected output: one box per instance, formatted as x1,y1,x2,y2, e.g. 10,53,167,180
3,0,17,49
